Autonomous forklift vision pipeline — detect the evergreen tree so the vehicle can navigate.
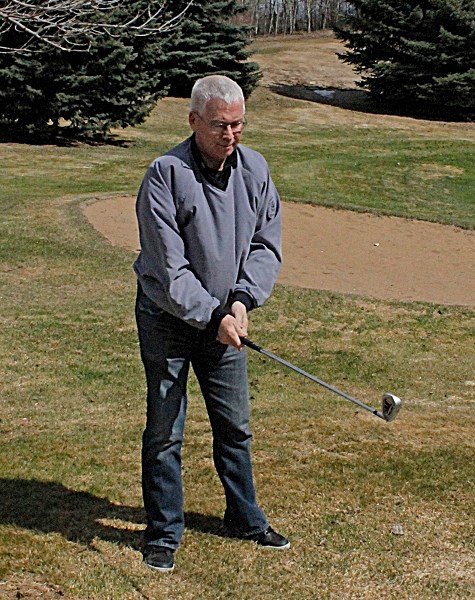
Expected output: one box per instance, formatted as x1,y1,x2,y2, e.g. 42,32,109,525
335,0,475,119
0,2,168,139
157,0,261,99
0,1,260,140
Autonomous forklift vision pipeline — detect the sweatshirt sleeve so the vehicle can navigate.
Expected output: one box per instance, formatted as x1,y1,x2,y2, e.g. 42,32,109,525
234,169,282,307
134,161,220,328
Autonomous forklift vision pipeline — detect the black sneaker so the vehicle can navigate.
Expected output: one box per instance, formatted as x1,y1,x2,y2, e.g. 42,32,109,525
250,526,291,549
143,546,175,572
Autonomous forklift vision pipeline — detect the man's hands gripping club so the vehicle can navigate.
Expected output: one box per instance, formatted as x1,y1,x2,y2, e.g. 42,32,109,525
217,301,248,349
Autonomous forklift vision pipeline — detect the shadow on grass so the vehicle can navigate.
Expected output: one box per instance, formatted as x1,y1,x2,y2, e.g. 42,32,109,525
0,478,226,552
0,126,133,147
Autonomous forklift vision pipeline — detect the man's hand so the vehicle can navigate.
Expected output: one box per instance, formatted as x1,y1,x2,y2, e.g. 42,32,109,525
231,300,248,334
216,301,248,348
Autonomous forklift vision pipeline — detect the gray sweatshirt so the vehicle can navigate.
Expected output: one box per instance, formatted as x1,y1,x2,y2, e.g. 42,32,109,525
133,136,282,329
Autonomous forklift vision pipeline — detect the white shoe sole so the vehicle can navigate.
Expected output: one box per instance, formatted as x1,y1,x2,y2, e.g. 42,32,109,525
144,561,175,573
257,540,291,550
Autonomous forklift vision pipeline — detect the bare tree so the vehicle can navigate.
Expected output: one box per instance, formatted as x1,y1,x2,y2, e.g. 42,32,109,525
238,0,349,35
0,0,193,53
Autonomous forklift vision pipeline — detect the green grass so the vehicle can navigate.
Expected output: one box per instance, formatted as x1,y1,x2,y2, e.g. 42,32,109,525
264,133,474,225
245,89,475,228
1,37,474,599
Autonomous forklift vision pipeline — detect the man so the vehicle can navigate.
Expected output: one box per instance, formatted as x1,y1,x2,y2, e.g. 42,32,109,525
134,75,289,573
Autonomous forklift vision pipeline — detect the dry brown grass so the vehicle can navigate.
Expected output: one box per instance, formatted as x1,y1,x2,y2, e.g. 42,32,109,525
253,32,359,88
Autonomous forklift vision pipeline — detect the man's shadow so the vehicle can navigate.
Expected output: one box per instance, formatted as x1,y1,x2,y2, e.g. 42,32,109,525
0,478,224,552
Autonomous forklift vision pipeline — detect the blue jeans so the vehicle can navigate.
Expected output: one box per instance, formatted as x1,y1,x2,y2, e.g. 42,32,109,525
135,284,269,550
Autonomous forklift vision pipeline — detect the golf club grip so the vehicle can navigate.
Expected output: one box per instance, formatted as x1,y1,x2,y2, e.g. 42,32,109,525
240,337,262,352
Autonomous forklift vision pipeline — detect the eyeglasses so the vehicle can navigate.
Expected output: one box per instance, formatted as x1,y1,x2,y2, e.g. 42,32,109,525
194,112,246,133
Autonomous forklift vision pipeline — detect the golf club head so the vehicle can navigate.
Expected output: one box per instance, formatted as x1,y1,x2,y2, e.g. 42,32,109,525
381,393,402,422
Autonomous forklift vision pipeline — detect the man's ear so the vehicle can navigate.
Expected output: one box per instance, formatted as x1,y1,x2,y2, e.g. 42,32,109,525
189,112,197,131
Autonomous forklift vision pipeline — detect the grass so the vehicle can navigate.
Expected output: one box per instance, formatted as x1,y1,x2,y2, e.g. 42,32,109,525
1,34,474,599
244,90,475,228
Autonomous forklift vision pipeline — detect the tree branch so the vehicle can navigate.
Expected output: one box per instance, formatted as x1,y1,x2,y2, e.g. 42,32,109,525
0,0,194,53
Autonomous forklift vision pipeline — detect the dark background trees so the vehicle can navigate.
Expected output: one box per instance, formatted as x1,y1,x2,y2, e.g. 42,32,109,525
335,0,475,120
0,33,166,139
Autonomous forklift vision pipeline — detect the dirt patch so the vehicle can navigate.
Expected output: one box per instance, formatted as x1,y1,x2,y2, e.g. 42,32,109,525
82,195,475,307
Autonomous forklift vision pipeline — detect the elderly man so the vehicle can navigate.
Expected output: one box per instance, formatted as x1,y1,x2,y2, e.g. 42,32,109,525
134,75,289,572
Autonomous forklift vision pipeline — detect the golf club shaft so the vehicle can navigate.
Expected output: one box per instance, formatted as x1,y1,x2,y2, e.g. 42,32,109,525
241,337,385,420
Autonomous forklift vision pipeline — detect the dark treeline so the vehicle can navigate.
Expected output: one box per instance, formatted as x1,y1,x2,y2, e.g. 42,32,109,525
234,0,351,34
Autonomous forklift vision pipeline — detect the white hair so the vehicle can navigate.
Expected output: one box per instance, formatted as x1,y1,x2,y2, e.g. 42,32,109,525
190,75,245,114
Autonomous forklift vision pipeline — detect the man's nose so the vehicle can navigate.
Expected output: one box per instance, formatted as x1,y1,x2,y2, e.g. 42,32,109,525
221,126,234,139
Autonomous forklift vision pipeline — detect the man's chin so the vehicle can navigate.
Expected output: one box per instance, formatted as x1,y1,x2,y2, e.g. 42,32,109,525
204,144,236,168
212,150,233,163
222,145,236,156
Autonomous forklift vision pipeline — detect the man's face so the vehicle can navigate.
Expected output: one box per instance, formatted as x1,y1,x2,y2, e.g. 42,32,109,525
189,98,245,170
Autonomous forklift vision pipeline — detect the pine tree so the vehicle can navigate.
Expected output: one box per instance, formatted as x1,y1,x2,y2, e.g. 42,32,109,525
0,3,167,140
335,0,475,119
156,0,261,99
0,1,260,140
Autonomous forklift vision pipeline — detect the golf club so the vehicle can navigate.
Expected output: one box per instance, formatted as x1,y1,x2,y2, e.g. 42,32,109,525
241,337,402,422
